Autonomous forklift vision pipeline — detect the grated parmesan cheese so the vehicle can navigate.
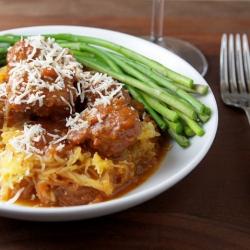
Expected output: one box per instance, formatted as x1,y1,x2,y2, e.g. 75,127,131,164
0,82,6,101
8,123,68,159
9,124,45,159
66,71,126,133
66,112,89,131
77,71,124,108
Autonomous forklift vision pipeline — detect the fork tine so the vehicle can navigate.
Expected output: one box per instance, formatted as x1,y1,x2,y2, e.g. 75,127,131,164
235,34,247,93
242,34,250,92
220,33,250,126
220,34,229,95
228,34,238,93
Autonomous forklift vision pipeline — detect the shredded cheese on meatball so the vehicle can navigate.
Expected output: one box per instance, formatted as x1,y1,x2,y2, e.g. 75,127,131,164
7,35,82,111
78,71,124,107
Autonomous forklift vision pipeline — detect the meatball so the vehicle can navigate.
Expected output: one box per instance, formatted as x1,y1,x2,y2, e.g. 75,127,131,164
52,185,103,206
67,72,142,158
67,97,142,158
5,36,82,120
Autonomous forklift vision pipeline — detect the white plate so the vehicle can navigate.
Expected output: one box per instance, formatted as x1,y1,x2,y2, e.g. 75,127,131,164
0,25,218,221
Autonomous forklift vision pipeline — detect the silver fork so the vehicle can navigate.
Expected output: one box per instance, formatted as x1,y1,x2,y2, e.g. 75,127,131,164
220,33,250,125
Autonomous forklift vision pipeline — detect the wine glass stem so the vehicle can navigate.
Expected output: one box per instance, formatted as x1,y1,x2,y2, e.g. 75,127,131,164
151,0,165,46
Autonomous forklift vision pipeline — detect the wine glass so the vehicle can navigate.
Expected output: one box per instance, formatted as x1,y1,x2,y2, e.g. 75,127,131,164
141,0,208,77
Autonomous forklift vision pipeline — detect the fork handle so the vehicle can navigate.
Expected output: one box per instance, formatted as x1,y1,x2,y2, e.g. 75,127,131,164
243,107,250,126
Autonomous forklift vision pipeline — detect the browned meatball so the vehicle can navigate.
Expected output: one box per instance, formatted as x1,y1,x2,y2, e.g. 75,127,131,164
5,36,82,120
67,71,142,158
52,185,103,206
67,97,142,158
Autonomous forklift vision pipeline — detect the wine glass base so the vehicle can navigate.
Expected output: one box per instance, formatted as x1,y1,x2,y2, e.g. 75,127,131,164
141,36,208,77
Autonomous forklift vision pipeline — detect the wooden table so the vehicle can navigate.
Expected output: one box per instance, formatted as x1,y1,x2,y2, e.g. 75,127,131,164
1,0,250,249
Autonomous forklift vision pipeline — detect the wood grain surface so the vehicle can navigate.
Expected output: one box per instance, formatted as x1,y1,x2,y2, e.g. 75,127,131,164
0,1,250,249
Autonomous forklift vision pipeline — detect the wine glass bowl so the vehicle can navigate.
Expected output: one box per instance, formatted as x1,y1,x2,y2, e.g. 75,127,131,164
142,0,208,77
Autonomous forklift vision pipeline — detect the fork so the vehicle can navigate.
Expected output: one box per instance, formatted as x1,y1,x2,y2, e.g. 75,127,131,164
220,33,250,125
